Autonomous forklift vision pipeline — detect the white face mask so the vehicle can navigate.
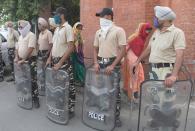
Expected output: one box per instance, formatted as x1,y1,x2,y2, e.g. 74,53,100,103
18,23,31,37
99,18,113,31
8,27,12,34
99,18,113,39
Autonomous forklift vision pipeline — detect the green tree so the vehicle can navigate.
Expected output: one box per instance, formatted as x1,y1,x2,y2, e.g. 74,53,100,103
51,0,80,25
0,0,50,23
0,0,80,26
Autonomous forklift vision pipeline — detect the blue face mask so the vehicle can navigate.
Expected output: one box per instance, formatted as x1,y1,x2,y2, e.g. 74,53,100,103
153,17,160,28
54,15,61,25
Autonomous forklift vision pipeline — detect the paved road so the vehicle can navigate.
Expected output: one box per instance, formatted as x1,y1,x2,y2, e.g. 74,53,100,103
0,81,194,131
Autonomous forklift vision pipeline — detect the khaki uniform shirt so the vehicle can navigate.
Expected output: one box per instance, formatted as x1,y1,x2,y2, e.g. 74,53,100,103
52,22,74,57
7,30,19,48
149,25,186,63
94,25,127,58
38,29,53,50
16,32,37,59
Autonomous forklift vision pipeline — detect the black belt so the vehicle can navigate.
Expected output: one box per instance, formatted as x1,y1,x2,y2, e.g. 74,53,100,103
7,47,15,49
97,56,116,63
97,56,120,69
38,50,48,56
38,50,48,53
151,63,174,68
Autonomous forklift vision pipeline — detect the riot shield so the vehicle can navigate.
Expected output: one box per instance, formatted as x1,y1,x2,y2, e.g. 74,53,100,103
14,62,32,110
131,80,192,131
45,68,69,125
82,68,119,131
37,57,46,96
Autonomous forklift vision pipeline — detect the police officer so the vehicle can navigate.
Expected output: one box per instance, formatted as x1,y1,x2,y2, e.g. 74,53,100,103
46,7,76,118
6,21,19,82
93,8,127,127
133,6,186,87
133,6,186,131
38,17,52,60
15,20,40,108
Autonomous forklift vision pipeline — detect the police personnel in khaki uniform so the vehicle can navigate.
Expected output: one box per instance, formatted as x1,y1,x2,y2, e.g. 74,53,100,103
133,6,186,131
46,7,76,118
134,6,186,87
93,8,127,127
15,20,40,108
38,17,53,64
6,21,19,82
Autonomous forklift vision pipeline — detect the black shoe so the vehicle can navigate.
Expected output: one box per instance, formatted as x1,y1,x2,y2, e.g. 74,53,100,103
134,91,139,99
6,77,14,82
115,119,122,127
0,77,4,82
33,98,40,109
69,112,75,119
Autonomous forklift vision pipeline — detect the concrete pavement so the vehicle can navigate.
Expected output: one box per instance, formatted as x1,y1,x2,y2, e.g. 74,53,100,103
0,80,194,131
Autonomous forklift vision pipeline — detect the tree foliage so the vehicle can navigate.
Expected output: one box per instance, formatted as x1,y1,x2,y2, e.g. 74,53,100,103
1,0,40,23
0,0,80,26
51,0,80,25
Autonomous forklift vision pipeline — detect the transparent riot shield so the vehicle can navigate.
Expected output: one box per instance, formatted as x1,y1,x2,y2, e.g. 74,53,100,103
45,68,69,125
82,68,119,131
37,57,46,96
14,62,32,110
129,80,192,131
183,60,195,97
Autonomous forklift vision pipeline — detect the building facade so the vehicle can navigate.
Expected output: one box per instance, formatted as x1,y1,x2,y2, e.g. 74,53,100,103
80,0,195,62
